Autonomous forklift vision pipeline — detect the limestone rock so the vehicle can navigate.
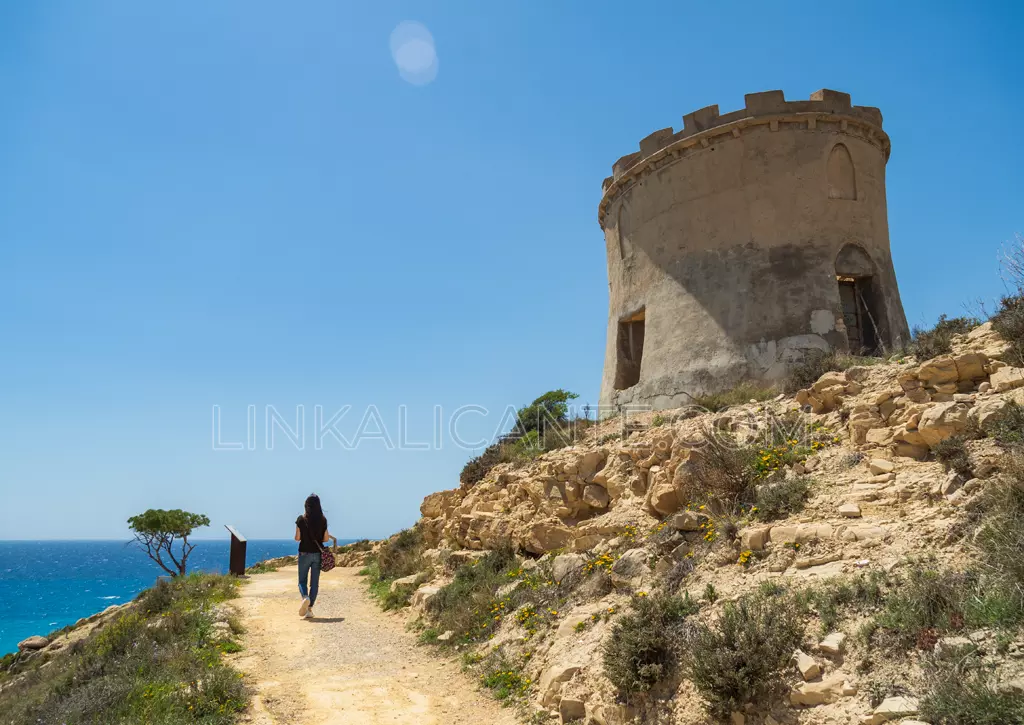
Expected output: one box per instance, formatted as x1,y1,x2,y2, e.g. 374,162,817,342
838,503,862,518
17,635,48,651
583,484,610,509
991,366,1024,392
610,548,650,590
790,672,847,706
666,509,702,531
839,524,888,542
813,371,848,392
552,554,587,584
918,356,958,386
646,468,681,516
739,526,770,551
390,572,428,593
862,696,919,724
559,697,586,723
954,352,988,381
918,402,970,446
819,631,846,656
769,523,834,544
539,662,582,707
971,397,1012,431
793,649,821,680
868,458,895,475
523,521,574,554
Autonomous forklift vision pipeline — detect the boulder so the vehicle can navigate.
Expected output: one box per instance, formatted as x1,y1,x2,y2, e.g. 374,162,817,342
918,356,959,386
739,526,770,551
812,371,848,392
954,352,988,381
790,672,847,706
992,366,1024,392
971,397,1012,431
868,458,895,475
838,503,862,518
559,698,586,723
610,548,650,590
819,631,847,656
539,662,582,707
522,521,574,554
769,523,834,544
645,468,681,516
551,554,587,584
793,649,820,680
420,490,459,518
862,696,919,724
582,484,610,509
17,636,48,651
390,572,428,593
666,509,702,531
918,402,970,446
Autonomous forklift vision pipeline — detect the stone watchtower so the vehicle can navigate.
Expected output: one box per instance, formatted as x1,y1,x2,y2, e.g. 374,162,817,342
598,89,910,412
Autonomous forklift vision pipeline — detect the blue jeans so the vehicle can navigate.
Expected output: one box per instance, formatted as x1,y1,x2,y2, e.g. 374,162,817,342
298,552,321,607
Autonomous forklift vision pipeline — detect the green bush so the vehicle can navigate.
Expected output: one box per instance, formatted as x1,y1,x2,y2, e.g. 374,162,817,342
933,435,974,477
798,571,890,634
988,400,1024,448
920,662,1024,725
680,427,761,511
971,456,1024,625
0,574,248,725
459,389,584,485
682,593,804,719
909,315,978,361
870,568,973,651
426,547,524,643
752,476,812,522
992,294,1024,367
375,527,424,582
602,593,699,700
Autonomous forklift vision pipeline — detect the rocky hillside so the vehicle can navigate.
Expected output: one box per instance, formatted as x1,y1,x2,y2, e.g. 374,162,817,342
365,320,1024,725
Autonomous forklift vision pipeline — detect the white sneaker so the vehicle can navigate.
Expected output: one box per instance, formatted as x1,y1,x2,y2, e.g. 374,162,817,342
299,598,310,617
304,609,314,619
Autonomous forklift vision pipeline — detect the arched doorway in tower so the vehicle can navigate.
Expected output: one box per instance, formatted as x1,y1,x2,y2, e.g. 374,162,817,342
835,244,887,354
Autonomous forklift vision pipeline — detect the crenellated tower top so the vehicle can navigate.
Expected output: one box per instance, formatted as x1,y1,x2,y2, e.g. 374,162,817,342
598,89,889,226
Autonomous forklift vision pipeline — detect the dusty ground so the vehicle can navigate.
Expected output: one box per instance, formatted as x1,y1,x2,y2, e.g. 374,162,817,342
232,566,519,725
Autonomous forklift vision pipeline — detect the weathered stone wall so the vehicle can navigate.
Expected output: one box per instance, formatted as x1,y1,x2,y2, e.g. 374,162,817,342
599,89,910,412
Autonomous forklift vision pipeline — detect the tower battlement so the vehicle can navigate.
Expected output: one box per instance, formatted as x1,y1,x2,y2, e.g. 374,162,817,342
596,87,908,413
600,89,888,227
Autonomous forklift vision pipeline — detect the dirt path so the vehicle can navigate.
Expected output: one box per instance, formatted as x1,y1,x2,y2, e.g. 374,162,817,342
233,566,519,725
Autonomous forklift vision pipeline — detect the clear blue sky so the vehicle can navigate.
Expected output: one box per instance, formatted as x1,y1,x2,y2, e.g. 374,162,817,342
1,2,1021,540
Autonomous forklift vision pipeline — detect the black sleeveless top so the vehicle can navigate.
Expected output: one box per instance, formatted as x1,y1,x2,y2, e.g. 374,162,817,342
296,515,327,553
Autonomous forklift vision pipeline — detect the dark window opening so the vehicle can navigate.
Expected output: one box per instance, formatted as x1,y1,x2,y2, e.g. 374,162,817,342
614,309,645,390
838,276,880,354
835,244,889,353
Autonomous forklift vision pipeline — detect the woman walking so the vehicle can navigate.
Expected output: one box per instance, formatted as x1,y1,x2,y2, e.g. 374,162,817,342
294,493,334,618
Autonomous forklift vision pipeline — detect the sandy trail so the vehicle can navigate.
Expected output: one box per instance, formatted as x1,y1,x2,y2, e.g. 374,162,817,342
233,566,519,725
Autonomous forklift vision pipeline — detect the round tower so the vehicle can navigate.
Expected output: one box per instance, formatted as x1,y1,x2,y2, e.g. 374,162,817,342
598,89,910,412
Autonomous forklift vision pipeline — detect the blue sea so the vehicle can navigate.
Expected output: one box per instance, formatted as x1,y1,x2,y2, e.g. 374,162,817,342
0,539,309,656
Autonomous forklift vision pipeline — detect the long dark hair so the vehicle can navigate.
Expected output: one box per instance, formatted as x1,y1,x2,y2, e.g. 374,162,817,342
303,493,326,531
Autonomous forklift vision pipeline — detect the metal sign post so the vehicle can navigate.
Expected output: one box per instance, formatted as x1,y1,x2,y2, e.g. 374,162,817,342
224,525,247,576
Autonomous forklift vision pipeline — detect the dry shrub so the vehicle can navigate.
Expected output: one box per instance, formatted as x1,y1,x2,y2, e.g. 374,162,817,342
602,593,699,700
682,592,804,719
